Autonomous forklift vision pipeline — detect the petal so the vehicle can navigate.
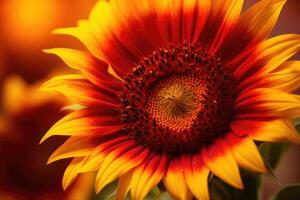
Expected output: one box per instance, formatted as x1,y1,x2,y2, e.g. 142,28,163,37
245,61,300,92
53,20,102,61
163,158,193,200
200,0,243,51
202,139,243,189
43,48,124,88
220,0,286,63
130,154,167,200
40,109,123,143
48,136,95,164
235,34,300,90
89,0,155,75
209,0,244,53
191,0,211,43
232,119,300,144
78,137,131,173
41,74,120,107
62,157,85,190
182,153,210,200
235,88,300,119
226,133,266,172
95,144,149,193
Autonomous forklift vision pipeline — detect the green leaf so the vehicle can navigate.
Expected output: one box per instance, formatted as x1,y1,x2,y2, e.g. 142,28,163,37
272,185,300,200
259,142,290,169
210,172,261,200
90,181,117,200
145,191,173,200
147,187,161,198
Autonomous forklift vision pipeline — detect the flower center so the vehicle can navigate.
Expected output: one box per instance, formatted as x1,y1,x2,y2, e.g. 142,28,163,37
119,42,236,154
146,73,207,132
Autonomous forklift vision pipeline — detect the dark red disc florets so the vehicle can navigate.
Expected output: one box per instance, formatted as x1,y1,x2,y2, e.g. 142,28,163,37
118,42,236,155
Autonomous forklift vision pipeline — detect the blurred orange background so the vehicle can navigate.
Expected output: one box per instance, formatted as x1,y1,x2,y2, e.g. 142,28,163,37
0,0,299,199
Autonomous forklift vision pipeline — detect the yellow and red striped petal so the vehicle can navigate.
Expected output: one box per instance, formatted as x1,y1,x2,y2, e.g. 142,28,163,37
232,119,300,144
163,158,193,200
40,109,123,143
130,154,167,200
95,144,149,193
235,88,300,119
182,154,210,200
202,139,243,189
226,133,266,172
236,34,300,91
41,74,120,107
43,48,123,88
244,61,300,92
221,0,286,64
199,0,242,51
78,137,131,173
88,0,145,75
209,0,244,53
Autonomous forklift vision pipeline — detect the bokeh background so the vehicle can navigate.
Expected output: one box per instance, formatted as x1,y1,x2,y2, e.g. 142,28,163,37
0,0,299,199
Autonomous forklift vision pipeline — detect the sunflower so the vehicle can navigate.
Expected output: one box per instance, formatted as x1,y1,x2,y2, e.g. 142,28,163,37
41,0,300,199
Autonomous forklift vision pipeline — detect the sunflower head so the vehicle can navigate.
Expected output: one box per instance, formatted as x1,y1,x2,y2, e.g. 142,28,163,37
42,0,300,199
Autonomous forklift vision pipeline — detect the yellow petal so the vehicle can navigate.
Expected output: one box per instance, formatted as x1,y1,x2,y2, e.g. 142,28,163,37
62,157,85,190
240,0,286,38
78,137,131,173
202,139,243,189
254,119,300,144
258,34,300,73
95,145,149,193
182,154,210,200
53,20,102,60
130,154,167,200
236,88,300,119
47,136,94,164
226,134,266,172
41,74,118,107
163,158,193,200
